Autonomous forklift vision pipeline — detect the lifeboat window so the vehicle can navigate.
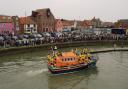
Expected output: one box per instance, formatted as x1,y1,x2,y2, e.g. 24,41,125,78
62,59,64,61
72,58,75,61
72,58,74,60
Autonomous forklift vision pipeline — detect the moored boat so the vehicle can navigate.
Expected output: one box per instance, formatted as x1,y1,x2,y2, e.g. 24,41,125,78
47,47,98,74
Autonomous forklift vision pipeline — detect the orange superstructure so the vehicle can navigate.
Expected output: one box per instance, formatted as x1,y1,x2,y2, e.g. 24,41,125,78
55,52,79,67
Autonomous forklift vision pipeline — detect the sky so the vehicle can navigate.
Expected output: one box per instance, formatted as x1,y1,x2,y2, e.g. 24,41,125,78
0,0,128,22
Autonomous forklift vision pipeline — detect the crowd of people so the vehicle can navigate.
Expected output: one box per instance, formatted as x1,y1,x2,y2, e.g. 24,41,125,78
0,31,127,48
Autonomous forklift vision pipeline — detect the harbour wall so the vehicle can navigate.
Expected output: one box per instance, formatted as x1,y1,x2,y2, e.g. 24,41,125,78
0,40,128,56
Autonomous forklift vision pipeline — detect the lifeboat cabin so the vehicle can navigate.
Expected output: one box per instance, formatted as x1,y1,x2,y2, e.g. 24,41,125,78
55,52,78,68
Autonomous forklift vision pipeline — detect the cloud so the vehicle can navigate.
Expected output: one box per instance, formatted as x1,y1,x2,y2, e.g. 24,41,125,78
0,0,127,22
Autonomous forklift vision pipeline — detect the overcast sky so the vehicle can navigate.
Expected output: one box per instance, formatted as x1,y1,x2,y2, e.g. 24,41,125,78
0,0,127,22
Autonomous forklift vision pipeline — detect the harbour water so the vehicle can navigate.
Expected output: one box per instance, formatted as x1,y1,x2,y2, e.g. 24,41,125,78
0,47,128,89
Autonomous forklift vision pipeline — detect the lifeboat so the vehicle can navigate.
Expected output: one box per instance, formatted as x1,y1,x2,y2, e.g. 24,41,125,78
47,48,98,74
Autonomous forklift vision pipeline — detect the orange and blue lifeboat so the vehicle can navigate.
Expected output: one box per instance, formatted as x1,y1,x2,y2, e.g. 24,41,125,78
47,51,97,74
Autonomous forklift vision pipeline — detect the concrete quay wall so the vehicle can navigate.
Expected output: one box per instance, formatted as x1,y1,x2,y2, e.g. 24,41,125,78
0,40,128,56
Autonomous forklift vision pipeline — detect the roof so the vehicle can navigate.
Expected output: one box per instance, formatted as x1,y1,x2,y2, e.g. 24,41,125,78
76,21,84,26
34,8,54,18
19,16,36,24
55,19,62,23
102,22,114,27
62,52,77,57
60,19,84,27
36,8,50,12
61,19,74,26
118,19,128,22
0,15,10,17
83,20,92,26
0,15,12,23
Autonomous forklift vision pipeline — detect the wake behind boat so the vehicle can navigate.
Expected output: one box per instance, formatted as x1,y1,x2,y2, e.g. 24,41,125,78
47,47,98,74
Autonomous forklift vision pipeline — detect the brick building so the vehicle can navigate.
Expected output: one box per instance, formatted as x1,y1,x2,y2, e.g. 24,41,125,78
75,20,84,30
0,15,14,35
31,8,55,33
55,19,85,31
101,22,114,28
55,19,63,32
115,19,128,29
61,19,74,30
83,20,92,29
19,16,37,34
91,17,102,28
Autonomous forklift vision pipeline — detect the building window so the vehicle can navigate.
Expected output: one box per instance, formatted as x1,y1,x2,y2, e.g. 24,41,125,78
16,17,18,21
3,17,6,19
46,28,48,32
73,58,75,60
27,24,30,27
34,24,36,27
8,17,11,20
27,30,30,32
34,29,36,31
43,28,45,32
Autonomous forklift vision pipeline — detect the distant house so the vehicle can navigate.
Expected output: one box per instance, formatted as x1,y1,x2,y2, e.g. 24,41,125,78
61,19,74,30
115,19,128,29
101,22,114,28
75,21,84,30
60,19,84,31
19,16,37,34
55,19,63,32
91,17,102,28
0,15,14,35
83,20,92,29
31,8,55,32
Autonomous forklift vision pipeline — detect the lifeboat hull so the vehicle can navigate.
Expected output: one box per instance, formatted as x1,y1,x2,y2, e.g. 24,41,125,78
48,60,97,74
